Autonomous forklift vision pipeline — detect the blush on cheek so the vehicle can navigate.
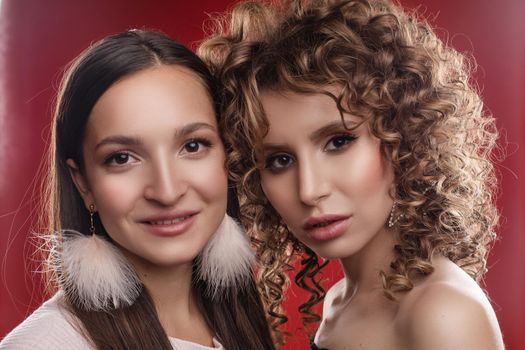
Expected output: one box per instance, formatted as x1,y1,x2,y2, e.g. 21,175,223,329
181,158,228,202
364,158,390,193
93,177,139,215
260,175,296,225
351,139,393,194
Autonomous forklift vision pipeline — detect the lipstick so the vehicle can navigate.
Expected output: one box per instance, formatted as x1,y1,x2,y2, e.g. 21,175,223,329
302,214,350,241
140,210,199,237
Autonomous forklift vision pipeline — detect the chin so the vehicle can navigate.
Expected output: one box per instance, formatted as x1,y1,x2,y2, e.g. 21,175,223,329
148,256,196,268
310,242,359,260
128,247,199,268
309,247,343,260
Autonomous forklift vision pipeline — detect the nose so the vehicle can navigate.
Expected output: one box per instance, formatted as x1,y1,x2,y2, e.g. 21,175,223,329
143,158,187,206
297,156,330,206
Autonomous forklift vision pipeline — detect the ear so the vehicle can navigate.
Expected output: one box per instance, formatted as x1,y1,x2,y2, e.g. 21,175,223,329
66,159,94,209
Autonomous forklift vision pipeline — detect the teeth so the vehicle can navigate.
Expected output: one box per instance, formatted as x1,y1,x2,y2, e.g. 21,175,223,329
150,215,191,225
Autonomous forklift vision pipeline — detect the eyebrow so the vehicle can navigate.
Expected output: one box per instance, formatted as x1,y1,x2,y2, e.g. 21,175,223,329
174,122,217,138
95,135,144,150
94,122,217,150
308,119,359,143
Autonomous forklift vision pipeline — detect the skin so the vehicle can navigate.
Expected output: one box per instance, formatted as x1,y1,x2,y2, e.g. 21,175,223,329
259,89,504,350
68,65,228,346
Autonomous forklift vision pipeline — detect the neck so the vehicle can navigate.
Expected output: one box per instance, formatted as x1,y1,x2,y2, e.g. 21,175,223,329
124,255,214,344
339,225,398,297
135,261,195,315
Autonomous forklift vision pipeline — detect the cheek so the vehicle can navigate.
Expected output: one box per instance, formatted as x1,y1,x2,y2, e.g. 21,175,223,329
356,155,391,194
261,172,296,222
344,137,392,191
187,152,229,203
343,141,394,221
89,171,143,226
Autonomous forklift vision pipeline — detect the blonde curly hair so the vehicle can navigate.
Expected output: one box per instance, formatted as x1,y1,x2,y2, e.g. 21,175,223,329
199,0,499,342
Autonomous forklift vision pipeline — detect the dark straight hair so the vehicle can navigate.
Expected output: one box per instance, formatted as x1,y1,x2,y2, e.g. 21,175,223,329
44,30,274,350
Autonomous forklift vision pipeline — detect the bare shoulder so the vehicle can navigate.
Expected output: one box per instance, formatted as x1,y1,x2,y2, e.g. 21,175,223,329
398,258,504,350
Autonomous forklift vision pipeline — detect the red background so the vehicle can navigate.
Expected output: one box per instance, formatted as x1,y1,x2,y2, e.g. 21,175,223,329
1,0,523,349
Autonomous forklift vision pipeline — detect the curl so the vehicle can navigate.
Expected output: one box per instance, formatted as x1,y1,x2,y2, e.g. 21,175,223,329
200,0,499,338
294,245,329,331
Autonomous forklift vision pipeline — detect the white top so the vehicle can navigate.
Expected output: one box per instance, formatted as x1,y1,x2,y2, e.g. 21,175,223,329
0,294,224,350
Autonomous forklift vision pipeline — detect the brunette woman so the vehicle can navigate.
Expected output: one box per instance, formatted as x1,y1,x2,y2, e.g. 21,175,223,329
1,30,274,350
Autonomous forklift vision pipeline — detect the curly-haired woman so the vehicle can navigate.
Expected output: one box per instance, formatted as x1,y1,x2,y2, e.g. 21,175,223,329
199,0,505,348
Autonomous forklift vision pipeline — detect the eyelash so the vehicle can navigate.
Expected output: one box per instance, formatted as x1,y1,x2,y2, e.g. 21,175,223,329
102,138,213,167
104,151,136,166
264,133,357,171
264,153,293,171
181,138,213,155
324,133,357,152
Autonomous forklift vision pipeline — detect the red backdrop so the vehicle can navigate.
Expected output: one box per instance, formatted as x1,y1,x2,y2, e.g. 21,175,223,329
1,1,523,349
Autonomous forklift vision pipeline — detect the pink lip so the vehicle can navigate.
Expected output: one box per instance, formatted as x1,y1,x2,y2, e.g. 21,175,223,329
139,210,199,237
302,214,351,242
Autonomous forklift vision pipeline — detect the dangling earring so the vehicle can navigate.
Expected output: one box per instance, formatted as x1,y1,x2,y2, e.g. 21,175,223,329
388,201,402,228
197,215,255,299
57,204,142,311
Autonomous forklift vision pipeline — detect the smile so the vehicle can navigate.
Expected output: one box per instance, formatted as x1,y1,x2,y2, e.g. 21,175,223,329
149,215,194,225
141,212,199,237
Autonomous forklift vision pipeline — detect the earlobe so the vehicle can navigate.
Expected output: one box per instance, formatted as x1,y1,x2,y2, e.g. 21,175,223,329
66,159,94,208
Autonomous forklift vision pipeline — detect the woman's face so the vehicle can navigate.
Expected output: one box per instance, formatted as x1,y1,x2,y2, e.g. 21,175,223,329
68,65,227,268
259,90,394,259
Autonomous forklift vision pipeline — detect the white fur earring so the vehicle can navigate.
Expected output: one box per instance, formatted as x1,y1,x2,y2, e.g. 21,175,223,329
55,204,142,311
197,215,255,299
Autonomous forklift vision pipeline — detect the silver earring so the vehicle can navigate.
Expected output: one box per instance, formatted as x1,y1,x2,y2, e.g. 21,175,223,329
197,215,255,299
55,204,142,311
388,201,402,228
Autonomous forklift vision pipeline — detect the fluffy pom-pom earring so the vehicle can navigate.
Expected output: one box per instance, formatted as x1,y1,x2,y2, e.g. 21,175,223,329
197,215,255,299
55,205,142,311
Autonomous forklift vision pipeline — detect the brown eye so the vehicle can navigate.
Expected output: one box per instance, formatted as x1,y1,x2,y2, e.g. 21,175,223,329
265,154,294,170
104,152,136,166
184,141,200,153
114,153,129,164
181,138,212,155
325,134,357,151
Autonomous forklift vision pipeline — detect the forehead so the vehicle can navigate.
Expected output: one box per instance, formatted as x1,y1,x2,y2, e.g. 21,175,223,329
260,89,361,132
261,89,338,114
86,65,216,140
